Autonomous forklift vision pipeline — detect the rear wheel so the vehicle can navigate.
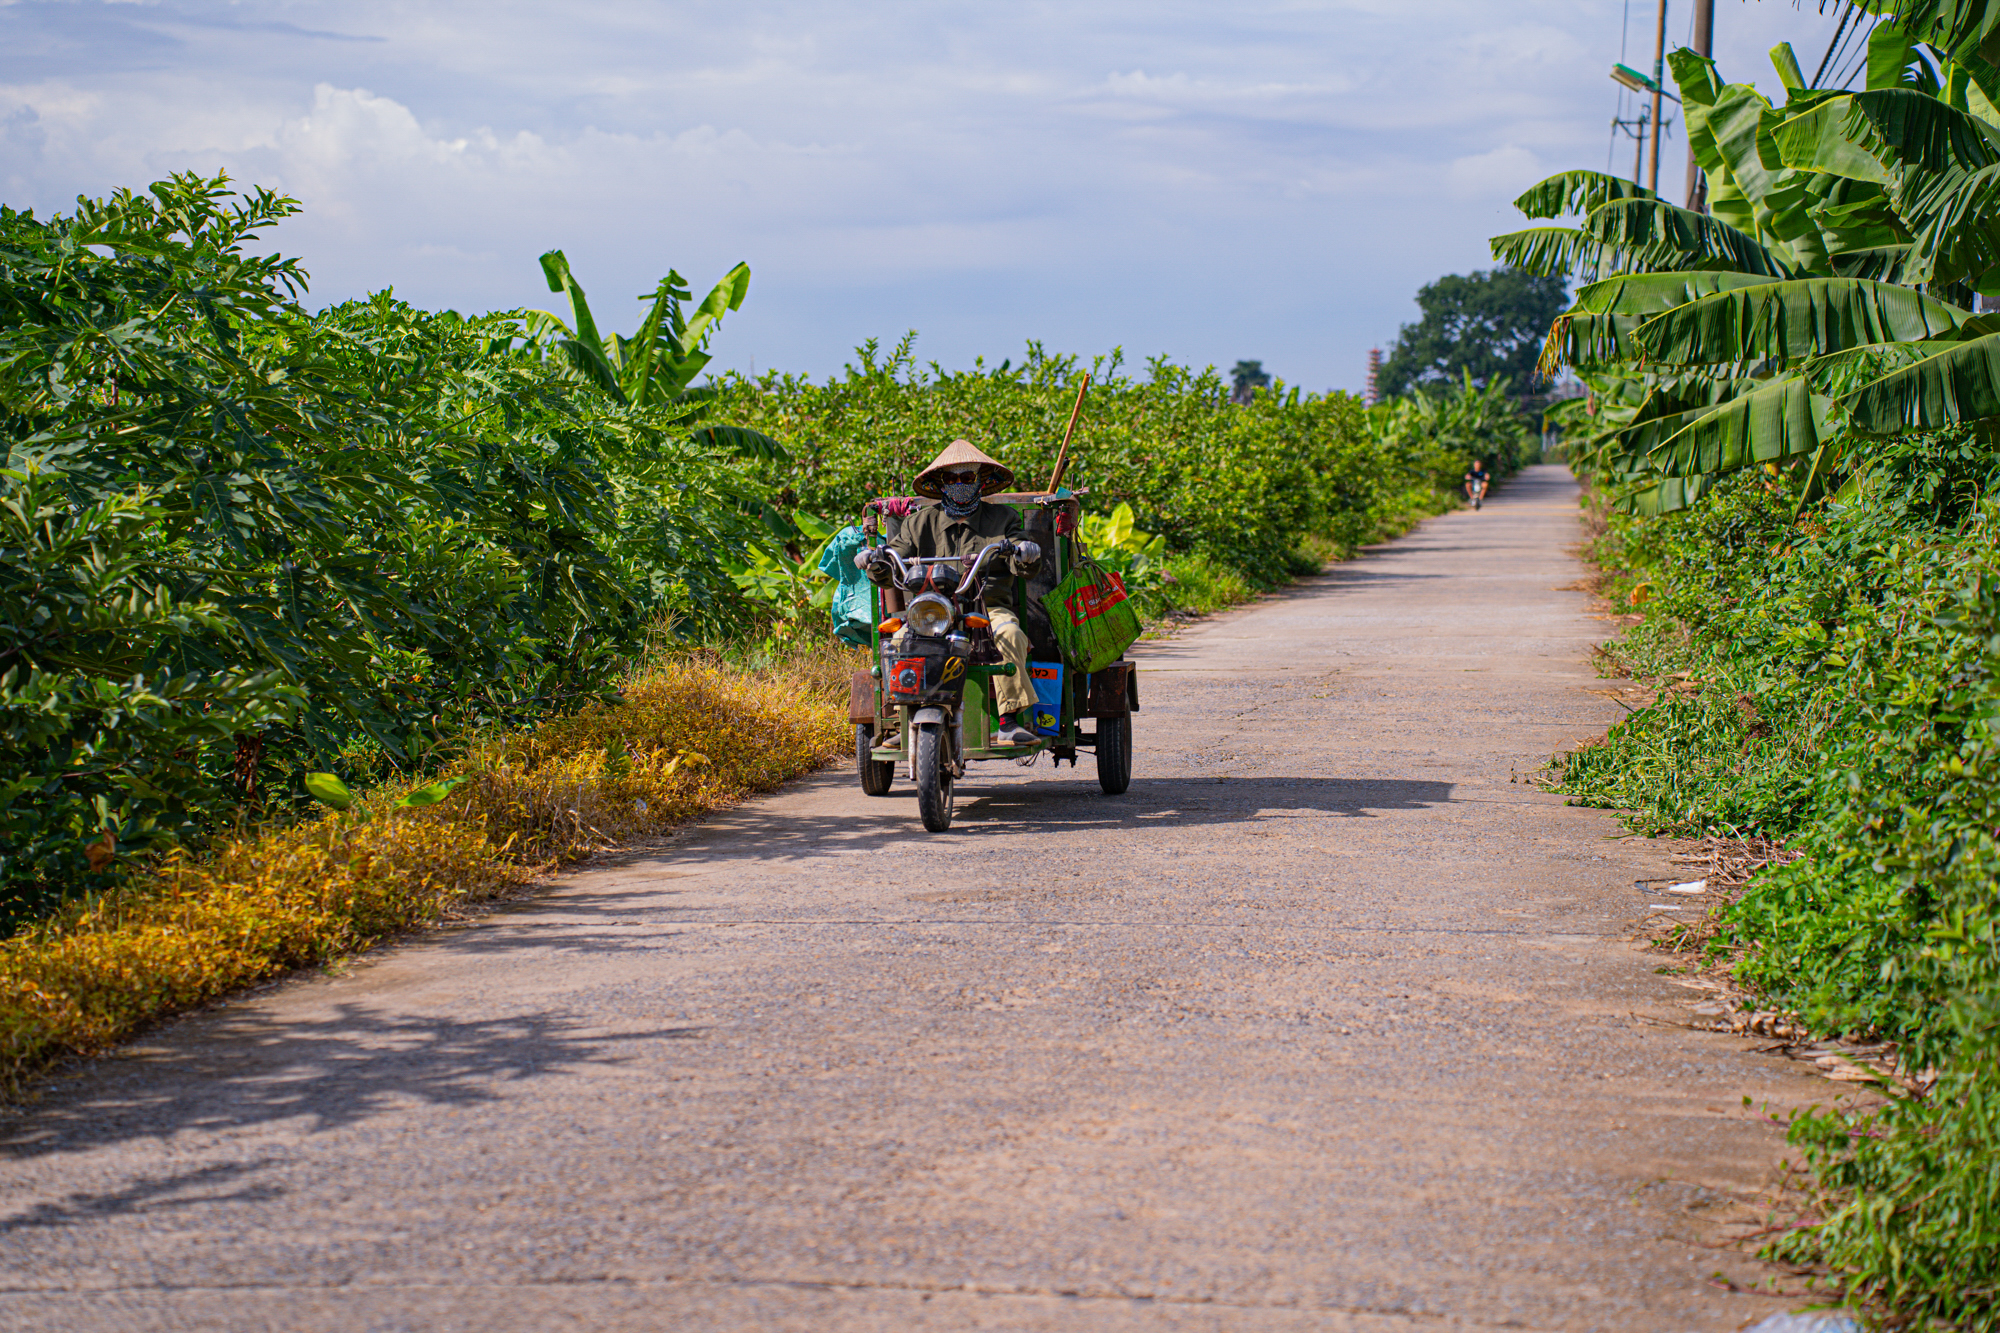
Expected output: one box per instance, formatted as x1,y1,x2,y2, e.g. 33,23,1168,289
857,724,894,795
914,723,955,831
1095,713,1132,795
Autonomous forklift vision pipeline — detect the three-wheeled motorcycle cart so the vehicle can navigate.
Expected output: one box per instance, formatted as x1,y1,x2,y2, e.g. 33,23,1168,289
849,491,1138,832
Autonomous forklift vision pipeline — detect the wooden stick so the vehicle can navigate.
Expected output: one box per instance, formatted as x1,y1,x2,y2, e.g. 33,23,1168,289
1046,373,1091,494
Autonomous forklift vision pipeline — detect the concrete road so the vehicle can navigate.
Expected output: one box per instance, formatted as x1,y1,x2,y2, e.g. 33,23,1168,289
0,466,1828,1332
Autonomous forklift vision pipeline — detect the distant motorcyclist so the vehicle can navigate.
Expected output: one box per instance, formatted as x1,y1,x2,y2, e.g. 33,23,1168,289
1463,458,1490,510
868,440,1041,746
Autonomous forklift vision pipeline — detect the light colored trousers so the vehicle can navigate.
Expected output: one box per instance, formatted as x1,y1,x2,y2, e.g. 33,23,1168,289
987,608,1038,716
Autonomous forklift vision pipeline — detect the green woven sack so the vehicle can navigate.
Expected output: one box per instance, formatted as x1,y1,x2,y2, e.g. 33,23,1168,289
1041,558,1141,673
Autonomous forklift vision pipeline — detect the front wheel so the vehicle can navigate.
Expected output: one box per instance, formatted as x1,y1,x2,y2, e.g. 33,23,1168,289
914,723,955,831
857,724,894,795
1095,713,1132,795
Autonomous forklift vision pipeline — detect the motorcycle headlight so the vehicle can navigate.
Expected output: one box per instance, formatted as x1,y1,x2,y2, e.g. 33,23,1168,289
906,592,954,637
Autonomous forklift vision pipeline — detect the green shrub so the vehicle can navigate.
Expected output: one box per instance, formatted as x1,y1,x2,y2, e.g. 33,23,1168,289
714,337,1441,592
1556,429,2000,1324
0,175,782,921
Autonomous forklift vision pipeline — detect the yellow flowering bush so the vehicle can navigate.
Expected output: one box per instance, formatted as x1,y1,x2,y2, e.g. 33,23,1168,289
0,650,851,1095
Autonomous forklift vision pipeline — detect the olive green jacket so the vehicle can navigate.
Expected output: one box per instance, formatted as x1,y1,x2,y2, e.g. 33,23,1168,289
887,501,1024,610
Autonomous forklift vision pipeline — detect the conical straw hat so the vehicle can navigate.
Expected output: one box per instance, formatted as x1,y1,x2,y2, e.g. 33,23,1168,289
914,439,1014,499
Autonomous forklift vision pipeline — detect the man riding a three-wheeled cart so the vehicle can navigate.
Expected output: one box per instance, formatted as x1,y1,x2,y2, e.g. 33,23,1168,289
846,431,1141,833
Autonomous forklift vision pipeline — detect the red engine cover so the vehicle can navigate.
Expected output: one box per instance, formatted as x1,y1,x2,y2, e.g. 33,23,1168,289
887,657,926,698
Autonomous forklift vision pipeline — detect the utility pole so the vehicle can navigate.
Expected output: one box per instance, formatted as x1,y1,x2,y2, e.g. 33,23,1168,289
1648,0,1669,195
1686,0,1714,210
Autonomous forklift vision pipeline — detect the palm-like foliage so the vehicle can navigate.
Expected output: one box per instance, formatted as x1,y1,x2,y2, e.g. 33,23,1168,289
1500,15,2000,512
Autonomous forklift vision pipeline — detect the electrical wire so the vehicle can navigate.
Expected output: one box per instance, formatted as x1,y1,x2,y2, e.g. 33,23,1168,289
1806,0,1881,91
1833,13,1881,88
1811,0,1856,86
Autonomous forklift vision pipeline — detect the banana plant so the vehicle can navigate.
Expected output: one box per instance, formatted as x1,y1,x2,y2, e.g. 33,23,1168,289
1079,502,1169,595
525,252,749,410
1499,17,2000,513
509,249,794,556
725,512,842,621
515,254,787,462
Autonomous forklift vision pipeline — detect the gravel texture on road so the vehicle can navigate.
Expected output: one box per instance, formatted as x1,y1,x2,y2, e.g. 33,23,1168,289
0,466,1831,1332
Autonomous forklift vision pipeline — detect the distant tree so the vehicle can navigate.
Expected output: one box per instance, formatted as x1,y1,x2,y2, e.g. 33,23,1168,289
1376,269,1567,399
1230,359,1271,405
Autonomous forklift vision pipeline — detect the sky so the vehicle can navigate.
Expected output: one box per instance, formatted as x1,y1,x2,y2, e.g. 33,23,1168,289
0,0,1866,392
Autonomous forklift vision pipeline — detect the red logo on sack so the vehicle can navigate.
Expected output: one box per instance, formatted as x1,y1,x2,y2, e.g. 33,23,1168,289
888,658,925,696
1065,575,1128,625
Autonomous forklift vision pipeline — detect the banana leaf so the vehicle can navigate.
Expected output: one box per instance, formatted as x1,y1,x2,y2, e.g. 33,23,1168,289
1673,56,1728,180
1630,277,1969,365
1616,472,1716,515
1590,374,1767,472
1771,41,1808,94
1839,329,2000,432
1669,48,1722,109
1572,370,1756,471
1802,338,1969,384
1773,97,1893,183
1859,2,2000,69
1897,159,2000,287
1809,181,1911,255
1646,373,1833,476
1512,172,1653,220
1633,372,1767,420
1488,226,1648,281
1829,243,1918,280
1706,88,1819,251
1571,270,1785,314
1942,47,2000,123
1843,87,2000,176
1705,172,1761,241
532,251,631,401
1541,273,1782,375
1585,199,1792,275
1869,23,1920,92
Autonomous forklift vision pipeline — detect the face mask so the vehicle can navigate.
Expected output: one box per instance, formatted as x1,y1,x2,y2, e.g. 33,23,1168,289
941,479,980,514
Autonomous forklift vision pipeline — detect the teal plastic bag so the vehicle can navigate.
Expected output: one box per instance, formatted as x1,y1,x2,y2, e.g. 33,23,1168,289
818,525,874,645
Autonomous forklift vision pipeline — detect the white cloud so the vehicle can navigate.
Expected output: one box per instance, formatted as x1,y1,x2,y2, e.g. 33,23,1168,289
1449,144,1543,200
0,0,1871,390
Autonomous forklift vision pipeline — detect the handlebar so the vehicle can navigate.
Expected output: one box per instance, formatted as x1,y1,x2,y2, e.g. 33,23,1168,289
953,541,1007,596
855,540,1035,596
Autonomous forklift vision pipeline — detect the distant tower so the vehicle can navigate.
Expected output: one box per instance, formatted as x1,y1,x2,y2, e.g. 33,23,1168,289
1365,348,1382,405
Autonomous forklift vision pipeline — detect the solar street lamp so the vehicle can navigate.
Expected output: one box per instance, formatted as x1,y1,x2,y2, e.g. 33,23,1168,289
1610,63,1679,103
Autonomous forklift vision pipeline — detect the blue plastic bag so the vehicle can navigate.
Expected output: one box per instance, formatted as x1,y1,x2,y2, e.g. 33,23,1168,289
1028,661,1063,736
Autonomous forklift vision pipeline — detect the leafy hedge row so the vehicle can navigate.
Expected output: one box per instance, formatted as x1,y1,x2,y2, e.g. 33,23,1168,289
0,176,783,925
718,337,1476,590
1558,430,2000,1326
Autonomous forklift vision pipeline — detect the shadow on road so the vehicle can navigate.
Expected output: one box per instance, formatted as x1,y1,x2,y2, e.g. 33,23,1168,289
0,1158,285,1233
682,773,1455,856
0,1005,686,1169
